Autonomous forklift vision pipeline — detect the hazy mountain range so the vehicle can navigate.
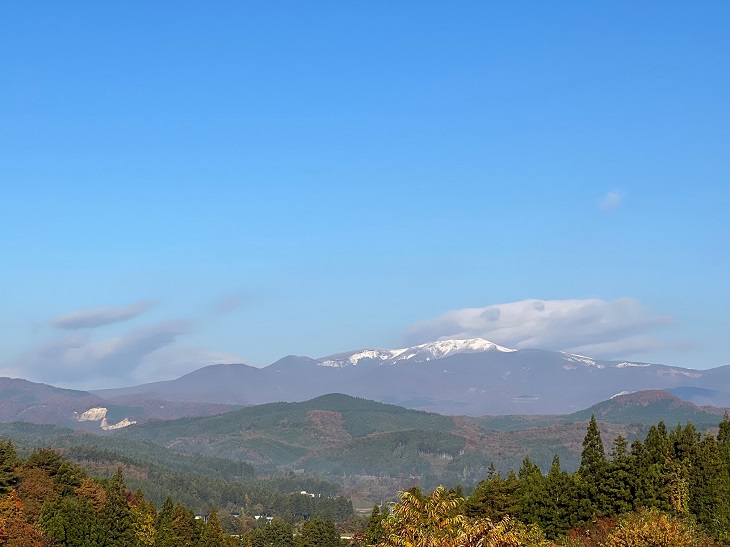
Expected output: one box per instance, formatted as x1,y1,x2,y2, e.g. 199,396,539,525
93,338,730,415
1,338,729,429
2,389,727,497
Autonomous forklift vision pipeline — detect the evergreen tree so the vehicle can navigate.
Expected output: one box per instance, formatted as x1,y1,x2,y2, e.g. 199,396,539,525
54,461,85,496
630,430,671,511
39,495,103,547
670,422,700,462
579,414,606,475
99,468,137,547
718,412,730,467
688,434,730,538
264,516,294,547
200,506,226,547
364,504,388,545
298,517,341,547
644,421,670,463
24,448,64,477
169,503,200,547
519,455,582,538
0,439,21,494
602,434,634,516
518,456,541,480
577,414,611,518
130,490,156,547
465,470,520,521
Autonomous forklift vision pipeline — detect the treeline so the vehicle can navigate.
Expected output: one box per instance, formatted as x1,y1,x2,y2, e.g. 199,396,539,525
0,440,353,546
307,429,466,478
360,413,730,546
65,444,348,518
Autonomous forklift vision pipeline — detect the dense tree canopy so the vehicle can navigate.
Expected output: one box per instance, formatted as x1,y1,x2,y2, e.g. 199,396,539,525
4,412,730,546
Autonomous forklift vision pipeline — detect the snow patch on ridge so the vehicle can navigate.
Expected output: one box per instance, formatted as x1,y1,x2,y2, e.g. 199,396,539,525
561,352,604,368
318,338,515,368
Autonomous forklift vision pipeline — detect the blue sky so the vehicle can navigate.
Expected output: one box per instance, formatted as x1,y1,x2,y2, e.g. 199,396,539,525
1,2,728,389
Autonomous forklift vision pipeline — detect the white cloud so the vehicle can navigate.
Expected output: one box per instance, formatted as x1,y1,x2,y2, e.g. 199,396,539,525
599,190,624,212
13,320,193,386
404,298,674,359
132,346,244,384
51,301,154,329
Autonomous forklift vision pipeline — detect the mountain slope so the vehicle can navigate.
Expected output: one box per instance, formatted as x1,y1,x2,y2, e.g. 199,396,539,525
93,338,730,415
0,377,238,429
566,390,727,426
116,391,729,483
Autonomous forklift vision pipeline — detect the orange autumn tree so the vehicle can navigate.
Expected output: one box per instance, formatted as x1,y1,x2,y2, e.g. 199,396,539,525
0,490,46,547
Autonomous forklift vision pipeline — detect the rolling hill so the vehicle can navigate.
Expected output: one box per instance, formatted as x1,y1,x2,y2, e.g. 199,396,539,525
116,391,730,485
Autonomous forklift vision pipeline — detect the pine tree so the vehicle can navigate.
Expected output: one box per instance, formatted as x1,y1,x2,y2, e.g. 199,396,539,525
580,414,606,475
298,517,341,547
0,439,21,494
54,461,85,496
99,468,137,547
718,412,730,466
24,448,63,477
200,507,226,547
263,516,294,547
39,495,103,547
517,456,541,480
577,414,611,519
518,455,581,538
465,470,520,521
602,434,633,516
131,490,156,547
669,422,700,462
364,504,388,545
688,434,730,538
169,503,200,547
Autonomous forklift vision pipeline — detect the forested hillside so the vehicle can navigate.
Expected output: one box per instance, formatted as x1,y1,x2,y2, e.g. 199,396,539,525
0,439,354,546
4,412,730,545
361,412,730,546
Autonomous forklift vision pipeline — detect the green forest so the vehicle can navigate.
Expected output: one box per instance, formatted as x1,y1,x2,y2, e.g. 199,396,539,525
4,412,730,545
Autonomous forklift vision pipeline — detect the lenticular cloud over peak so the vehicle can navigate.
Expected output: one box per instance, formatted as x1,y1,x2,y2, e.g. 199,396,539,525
51,301,154,330
404,298,674,359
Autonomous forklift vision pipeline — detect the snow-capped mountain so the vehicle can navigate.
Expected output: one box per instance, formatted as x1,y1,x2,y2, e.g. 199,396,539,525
90,338,730,416
317,338,515,367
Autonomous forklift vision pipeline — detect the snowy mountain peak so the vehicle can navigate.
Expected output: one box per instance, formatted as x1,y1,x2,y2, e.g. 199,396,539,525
317,338,515,368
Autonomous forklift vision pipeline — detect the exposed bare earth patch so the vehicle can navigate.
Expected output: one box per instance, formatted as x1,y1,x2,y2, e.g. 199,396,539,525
307,410,353,445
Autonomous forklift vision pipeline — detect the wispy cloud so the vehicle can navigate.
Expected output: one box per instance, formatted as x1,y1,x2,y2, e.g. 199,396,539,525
599,190,625,212
132,346,244,384
404,298,674,359
51,301,154,330
14,319,192,386
211,293,246,315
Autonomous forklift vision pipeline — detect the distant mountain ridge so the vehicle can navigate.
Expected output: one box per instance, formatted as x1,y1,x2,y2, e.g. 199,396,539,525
3,389,726,508
0,376,239,429
92,338,730,415
115,390,729,483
